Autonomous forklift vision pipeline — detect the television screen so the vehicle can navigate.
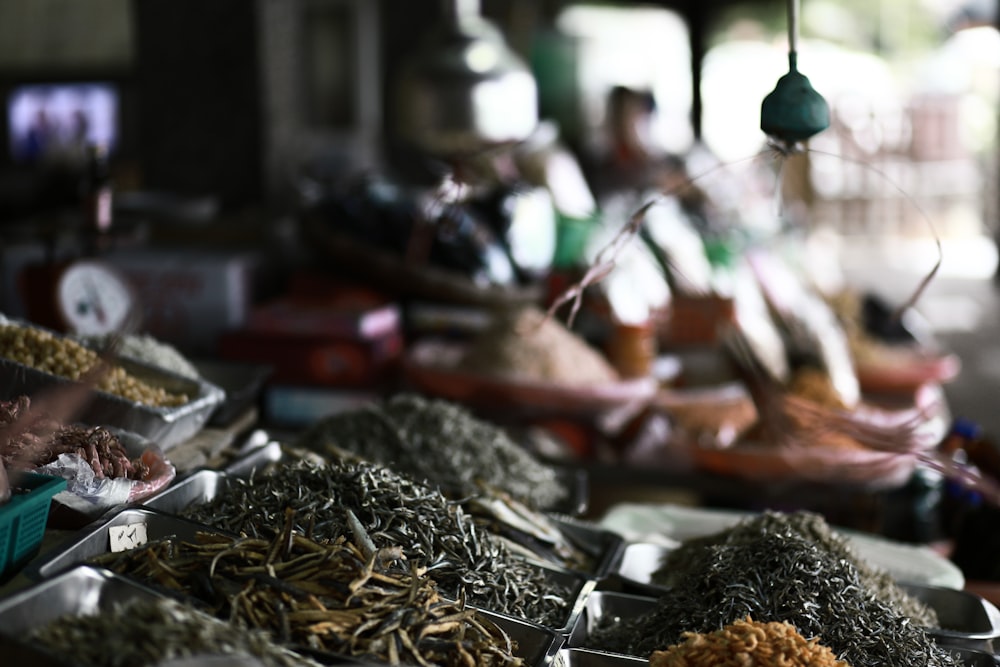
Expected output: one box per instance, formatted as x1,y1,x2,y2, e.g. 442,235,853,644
7,82,119,165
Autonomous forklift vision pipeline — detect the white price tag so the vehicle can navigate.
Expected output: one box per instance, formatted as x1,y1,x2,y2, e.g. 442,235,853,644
108,522,148,552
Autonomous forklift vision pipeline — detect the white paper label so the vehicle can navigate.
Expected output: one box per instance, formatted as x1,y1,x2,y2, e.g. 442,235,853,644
108,522,148,552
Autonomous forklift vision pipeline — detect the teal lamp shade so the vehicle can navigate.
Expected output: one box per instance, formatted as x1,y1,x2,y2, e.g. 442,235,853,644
760,53,830,145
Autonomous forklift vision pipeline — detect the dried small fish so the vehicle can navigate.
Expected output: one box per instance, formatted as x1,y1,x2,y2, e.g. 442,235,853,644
588,511,959,667
294,394,570,511
29,596,321,667
93,510,526,667
293,394,594,572
180,458,572,627
651,511,938,626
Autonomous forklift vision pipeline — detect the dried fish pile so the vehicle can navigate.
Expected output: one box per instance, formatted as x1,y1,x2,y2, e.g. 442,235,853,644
589,512,959,667
30,595,320,667
92,512,525,667
0,395,149,479
295,393,570,510
181,459,573,627
648,616,850,667
650,511,937,626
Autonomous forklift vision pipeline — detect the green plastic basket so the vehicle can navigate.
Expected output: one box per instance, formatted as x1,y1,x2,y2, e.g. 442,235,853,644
0,472,66,579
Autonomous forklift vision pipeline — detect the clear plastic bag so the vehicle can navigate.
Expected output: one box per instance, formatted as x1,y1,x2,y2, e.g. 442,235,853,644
35,429,175,517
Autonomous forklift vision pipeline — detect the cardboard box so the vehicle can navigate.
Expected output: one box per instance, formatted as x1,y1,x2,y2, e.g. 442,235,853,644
218,329,402,388
105,248,257,354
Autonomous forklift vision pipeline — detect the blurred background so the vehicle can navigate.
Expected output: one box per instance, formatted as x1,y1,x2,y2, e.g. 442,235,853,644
5,0,1000,592
0,0,995,237
2,0,1000,510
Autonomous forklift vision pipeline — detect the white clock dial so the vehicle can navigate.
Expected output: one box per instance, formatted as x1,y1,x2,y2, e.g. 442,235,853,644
57,261,136,336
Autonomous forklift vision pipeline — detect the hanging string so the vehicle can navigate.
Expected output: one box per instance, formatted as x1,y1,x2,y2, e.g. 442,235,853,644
545,138,944,333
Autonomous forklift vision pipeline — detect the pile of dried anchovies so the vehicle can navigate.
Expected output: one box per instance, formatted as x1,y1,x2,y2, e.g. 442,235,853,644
180,459,573,628
30,595,321,667
92,510,526,667
650,511,938,627
294,393,570,511
589,516,959,667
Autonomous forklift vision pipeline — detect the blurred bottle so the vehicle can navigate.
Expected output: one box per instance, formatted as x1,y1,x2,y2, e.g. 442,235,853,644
606,316,657,380
940,418,1000,483
938,418,1000,581
81,143,113,242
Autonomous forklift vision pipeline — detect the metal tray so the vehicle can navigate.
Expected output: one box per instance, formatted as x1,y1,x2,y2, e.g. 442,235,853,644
610,541,672,596
566,590,655,653
0,567,295,667
541,564,595,635
551,466,589,517
221,430,284,478
27,507,230,580
458,561,595,635
947,647,1000,667
480,609,565,667
0,565,167,666
557,648,647,667
141,468,229,515
0,332,225,450
901,581,1000,653
305,607,563,667
545,514,625,580
0,564,164,632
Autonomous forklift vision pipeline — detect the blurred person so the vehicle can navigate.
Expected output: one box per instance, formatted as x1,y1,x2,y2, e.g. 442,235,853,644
17,107,54,164
585,85,664,200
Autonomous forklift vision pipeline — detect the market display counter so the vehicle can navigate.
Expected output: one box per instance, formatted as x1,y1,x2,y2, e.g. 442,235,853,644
2,460,998,667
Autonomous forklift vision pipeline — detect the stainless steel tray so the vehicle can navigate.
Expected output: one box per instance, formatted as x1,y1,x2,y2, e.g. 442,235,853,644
0,564,163,631
27,507,230,580
141,468,230,515
566,590,655,652
0,564,177,666
221,430,283,478
462,561,594,635
545,514,625,580
481,609,565,667
611,541,671,596
947,647,1000,667
552,466,589,517
305,607,563,667
0,334,225,450
557,648,647,667
535,564,595,635
0,567,290,667
901,581,1000,653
